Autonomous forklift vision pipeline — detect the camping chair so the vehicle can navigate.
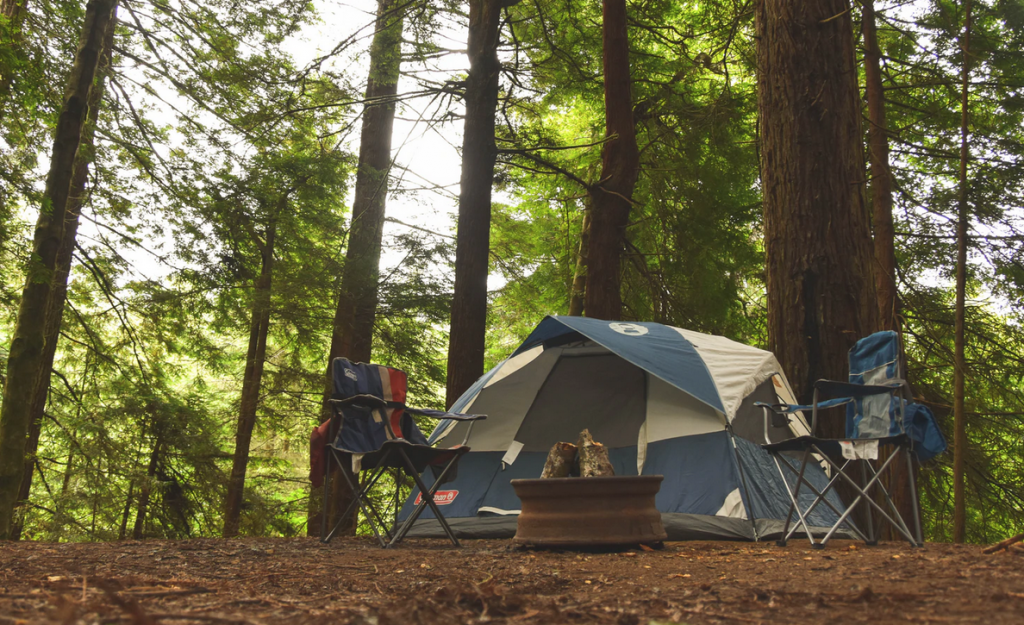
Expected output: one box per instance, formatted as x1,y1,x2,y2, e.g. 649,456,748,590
757,331,944,549
311,358,485,547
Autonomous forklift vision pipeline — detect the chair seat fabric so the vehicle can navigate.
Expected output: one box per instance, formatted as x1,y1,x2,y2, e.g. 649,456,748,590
330,439,469,473
763,433,910,457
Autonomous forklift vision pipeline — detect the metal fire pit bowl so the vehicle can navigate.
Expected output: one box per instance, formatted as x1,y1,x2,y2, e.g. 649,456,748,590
511,475,667,547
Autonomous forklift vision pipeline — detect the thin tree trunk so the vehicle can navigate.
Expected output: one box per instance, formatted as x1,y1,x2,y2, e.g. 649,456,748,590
223,222,276,538
9,10,115,542
953,0,972,545
568,208,590,316
310,0,405,536
584,0,639,322
0,0,117,539
756,0,879,432
862,0,917,541
445,0,502,407
118,481,134,540
863,0,898,331
132,433,161,540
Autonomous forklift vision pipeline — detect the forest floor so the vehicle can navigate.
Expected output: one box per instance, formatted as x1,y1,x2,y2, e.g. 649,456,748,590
1,536,1022,625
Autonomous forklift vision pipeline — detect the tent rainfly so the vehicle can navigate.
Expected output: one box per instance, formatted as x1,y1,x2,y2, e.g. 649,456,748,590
399,316,845,541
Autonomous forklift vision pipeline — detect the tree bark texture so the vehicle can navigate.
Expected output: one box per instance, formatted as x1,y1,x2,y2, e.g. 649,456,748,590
862,0,898,332
584,0,639,322
9,12,115,542
577,429,615,477
568,208,590,316
445,0,502,408
756,0,879,437
541,442,577,478
223,222,276,538
0,0,117,539
309,0,405,537
953,0,972,545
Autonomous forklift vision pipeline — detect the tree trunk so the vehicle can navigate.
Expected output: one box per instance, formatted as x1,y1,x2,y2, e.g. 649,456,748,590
9,10,115,542
118,481,134,540
132,433,161,540
756,0,879,435
583,0,639,322
0,0,117,540
309,0,405,537
568,208,590,316
862,0,918,542
953,0,972,545
223,222,276,538
863,0,898,332
445,0,502,407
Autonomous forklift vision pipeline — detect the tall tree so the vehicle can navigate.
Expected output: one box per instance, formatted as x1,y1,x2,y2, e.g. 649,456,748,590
583,0,639,321
756,0,878,427
0,0,117,539
862,0,898,331
9,6,116,541
312,0,406,536
953,0,973,545
223,216,277,538
445,0,504,407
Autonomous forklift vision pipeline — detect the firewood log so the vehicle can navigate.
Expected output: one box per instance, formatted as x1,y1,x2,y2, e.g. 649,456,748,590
541,442,577,478
577,429,615,477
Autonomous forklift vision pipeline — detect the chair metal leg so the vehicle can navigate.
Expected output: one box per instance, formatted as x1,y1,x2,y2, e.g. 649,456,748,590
860,460,877,545
323,449,396,546
906,450,923,546
773,451,817,546
819,450,919,546
776,455,870,544
389,451,463,547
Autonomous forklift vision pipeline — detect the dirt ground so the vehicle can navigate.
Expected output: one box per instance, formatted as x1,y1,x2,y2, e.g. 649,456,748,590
1,537,1022,625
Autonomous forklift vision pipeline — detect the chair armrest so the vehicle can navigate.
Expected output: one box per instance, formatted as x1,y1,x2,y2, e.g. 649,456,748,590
755,402,793,429
813,379,902,400
329,395,388,410
404,407,486,421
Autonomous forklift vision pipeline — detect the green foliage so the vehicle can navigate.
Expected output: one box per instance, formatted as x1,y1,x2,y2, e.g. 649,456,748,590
1,0,1022,543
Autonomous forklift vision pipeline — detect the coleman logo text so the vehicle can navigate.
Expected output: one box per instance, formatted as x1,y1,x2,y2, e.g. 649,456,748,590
414,490,458,505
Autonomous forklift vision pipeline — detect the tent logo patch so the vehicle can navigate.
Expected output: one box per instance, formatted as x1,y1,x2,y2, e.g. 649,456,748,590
415,490,458,505
609,322,649,337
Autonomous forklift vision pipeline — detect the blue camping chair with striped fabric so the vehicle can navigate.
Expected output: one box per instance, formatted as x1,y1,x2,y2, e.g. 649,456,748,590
757,331,946,549
311,358,485,547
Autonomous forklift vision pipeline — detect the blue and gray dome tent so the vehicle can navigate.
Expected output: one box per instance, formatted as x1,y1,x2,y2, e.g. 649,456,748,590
399,316,845,541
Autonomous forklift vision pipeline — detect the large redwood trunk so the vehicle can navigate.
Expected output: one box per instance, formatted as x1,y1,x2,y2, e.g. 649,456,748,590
9,10,115,541
0,0,118,539
223,222,276,538
756,0,879,437
584,0,639,322
309,0,405,537
445,0,502,407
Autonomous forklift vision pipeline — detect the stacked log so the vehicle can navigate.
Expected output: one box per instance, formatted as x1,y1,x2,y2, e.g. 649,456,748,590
540,429,615,478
